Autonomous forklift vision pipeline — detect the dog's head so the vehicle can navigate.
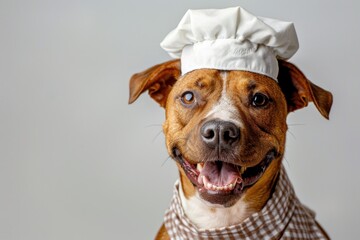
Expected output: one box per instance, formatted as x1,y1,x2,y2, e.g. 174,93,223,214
129,59,332,207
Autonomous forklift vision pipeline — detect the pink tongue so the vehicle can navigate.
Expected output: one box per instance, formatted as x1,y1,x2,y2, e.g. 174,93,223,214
199,161,241,187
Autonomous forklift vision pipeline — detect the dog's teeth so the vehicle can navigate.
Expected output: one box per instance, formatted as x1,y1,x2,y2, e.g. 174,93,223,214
202,176,239,191
198,175,204,185
197,163,203,171
240,167,247,174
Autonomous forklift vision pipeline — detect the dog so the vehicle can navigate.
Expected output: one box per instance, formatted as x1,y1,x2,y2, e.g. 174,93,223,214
128,59,332,239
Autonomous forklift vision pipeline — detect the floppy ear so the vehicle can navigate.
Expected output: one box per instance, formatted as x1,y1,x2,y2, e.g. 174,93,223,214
128,59,181,107
277,59,333,119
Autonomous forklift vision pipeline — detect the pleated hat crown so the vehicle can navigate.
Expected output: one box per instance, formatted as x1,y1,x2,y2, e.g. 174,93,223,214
160,6,299,80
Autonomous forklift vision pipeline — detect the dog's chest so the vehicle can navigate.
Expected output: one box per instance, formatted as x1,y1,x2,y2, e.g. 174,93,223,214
179,184,251,229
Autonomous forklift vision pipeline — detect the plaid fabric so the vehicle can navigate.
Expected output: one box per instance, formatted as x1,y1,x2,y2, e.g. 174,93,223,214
164,166,329,239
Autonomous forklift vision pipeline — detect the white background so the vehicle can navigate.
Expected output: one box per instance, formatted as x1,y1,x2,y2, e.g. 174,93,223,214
1,0,359,239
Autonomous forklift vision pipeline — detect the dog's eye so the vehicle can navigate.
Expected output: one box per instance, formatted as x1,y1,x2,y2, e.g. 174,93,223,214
252,93,269,107
180,91,195,105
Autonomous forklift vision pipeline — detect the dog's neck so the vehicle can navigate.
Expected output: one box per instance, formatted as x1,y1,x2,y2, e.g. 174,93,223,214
178,181,254,229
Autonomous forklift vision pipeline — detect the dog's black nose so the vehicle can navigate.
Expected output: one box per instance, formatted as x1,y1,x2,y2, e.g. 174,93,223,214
200,120,240,150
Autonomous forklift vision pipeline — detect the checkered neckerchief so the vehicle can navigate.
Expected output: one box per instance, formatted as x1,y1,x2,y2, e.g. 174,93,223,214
164,166,329,239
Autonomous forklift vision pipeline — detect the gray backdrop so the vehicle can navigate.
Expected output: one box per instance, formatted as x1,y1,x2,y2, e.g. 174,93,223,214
1,0,359,239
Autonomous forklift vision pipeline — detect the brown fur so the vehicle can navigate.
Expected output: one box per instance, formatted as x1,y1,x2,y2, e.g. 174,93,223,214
129,59,332,239
177,163,196,197
154,224,169,240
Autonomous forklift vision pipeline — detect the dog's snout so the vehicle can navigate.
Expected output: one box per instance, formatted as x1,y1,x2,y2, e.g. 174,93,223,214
201,120,240,149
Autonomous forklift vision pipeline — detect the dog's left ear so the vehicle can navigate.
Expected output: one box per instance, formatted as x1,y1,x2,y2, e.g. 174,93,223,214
128,59,181,108
277,59,333,119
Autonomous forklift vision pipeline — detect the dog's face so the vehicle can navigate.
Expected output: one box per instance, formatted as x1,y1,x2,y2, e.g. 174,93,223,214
129,59,332,208
163,69,287,206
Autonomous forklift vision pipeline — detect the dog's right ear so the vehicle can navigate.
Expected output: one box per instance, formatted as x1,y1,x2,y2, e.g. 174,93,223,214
128,59,181,108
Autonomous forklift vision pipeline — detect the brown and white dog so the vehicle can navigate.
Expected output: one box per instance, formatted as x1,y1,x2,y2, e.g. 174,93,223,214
128,59,332,239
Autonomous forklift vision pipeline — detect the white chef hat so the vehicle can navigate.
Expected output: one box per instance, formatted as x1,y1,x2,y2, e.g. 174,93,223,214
160,6,299,80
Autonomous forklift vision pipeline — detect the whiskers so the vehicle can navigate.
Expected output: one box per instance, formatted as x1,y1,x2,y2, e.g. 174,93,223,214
152,130,164,142
161,155,173,167
143,123,164,143
282,156,290,169
287,122,306,140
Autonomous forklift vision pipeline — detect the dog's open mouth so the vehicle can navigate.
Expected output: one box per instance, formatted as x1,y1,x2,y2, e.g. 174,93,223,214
173,148,276,195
